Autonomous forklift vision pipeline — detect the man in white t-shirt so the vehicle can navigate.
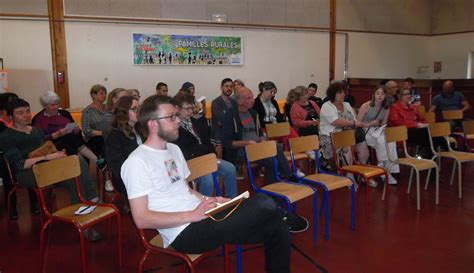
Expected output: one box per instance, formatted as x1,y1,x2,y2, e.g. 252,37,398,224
121,95,292,273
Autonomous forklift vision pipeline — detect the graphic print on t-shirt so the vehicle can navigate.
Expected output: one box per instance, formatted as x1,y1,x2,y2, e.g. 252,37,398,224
164,158,181,183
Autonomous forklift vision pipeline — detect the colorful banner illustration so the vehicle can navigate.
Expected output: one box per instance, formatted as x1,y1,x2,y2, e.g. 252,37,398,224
132,34,243,65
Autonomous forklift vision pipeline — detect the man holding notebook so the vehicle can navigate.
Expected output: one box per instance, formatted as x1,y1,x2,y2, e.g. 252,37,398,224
122,95,299,273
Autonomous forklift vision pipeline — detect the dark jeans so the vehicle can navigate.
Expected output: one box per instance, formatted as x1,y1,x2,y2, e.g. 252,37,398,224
85,136,104,158
16,155,97,204
171,193,291,273
407,127,448,151
1,154,38,210
54,132,86,156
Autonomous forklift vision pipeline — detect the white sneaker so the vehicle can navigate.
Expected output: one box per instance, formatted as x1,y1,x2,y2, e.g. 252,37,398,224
368,179,378,187
105,180,114,192
306,151,316,160
296,168,305,177
388,174,398,185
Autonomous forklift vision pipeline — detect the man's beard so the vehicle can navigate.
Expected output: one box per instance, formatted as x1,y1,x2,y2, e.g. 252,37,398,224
157,122,179,142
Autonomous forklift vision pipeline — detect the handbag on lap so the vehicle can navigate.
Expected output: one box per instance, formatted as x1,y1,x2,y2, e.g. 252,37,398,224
28,141,57,158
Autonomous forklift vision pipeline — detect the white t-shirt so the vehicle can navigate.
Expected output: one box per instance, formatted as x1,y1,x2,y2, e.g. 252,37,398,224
121,143,200,248
319,101,356,136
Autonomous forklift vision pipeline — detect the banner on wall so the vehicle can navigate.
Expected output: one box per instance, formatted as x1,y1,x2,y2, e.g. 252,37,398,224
132,34,243,66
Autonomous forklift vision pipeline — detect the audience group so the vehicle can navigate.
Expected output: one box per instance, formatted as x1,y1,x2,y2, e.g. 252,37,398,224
0,77,471,271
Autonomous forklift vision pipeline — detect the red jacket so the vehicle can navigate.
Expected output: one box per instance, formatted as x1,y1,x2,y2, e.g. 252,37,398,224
388,101,426,128
290,100,321,129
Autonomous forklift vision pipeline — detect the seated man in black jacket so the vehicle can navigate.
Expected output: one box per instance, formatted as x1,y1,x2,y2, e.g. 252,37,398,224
173,93,237,198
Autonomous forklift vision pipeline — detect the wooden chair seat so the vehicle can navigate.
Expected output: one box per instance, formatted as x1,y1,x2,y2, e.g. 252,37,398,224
397,158,437,171
438,151,474,162
341,165,385,177
466,134,474,140
304,173,352,191
283,151,308,161
261,182,314,203
52,203,116,226
150,234,202,262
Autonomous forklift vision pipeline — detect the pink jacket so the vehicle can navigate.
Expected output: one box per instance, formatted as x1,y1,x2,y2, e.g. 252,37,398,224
290,101,321,129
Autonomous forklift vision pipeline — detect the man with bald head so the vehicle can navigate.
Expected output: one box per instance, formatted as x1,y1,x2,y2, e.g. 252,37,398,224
384,80,399,106
430,80,471,129
221,87,294,184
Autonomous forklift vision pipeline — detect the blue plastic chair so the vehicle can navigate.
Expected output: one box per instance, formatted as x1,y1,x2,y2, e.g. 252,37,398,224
244,140,318,243
289,135,356,240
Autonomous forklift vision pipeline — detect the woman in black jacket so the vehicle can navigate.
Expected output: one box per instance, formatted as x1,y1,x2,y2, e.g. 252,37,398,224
105,96,141,201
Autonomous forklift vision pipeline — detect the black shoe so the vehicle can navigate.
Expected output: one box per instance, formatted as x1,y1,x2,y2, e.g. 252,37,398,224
84,228,102,242
96,158,107,172
9,207,18,220
283,175,298,183
30,203,40,215
283,212,309,233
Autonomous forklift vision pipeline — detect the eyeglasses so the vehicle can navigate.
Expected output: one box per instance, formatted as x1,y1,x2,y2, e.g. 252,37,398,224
266,88,277,94
130,107,139,113
181,106,194,111
402,92,411,96
153,113,180,122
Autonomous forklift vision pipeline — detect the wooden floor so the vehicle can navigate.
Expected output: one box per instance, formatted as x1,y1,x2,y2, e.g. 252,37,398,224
1,158,474,273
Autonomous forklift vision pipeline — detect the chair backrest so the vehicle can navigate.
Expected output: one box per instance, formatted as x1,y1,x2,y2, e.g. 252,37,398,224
463,120,474,135
417,104,426,114
428,122,451,138
384,126,408,143
423,112,436,124
442,110,463,120
289,135,319,154
266,122,290,138
32,155,81,189
186,153,218,182
245,141,276,162
331,130,355,149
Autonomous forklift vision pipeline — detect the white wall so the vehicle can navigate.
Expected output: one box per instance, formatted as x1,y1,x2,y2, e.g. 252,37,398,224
65,22,342,108
347,32,431,79
0,20,53,111
428,33,474,79
2,18,474,112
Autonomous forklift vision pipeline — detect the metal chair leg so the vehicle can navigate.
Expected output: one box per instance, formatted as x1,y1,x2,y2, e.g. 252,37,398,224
457,161,462,198
435,166,440,205
138,250,150,273
79,229,88,273
416,171,421,210
407,168,414,194
39,219,52,273
449,160,456,186
424,169,432,190
324,191,329,240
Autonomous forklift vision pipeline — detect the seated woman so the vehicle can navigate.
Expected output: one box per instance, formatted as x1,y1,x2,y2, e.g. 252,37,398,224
290,85,321,137
32,91,104,168
253,81,298,149
319,82,369,171
0,99,98,210
357,87,399,185
388,89,441,158
105,96,141,203
180,81,206,119
103,88,129,139
172,93,238,198
0,92,34,219
284,88,296,126
82,84,108,158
